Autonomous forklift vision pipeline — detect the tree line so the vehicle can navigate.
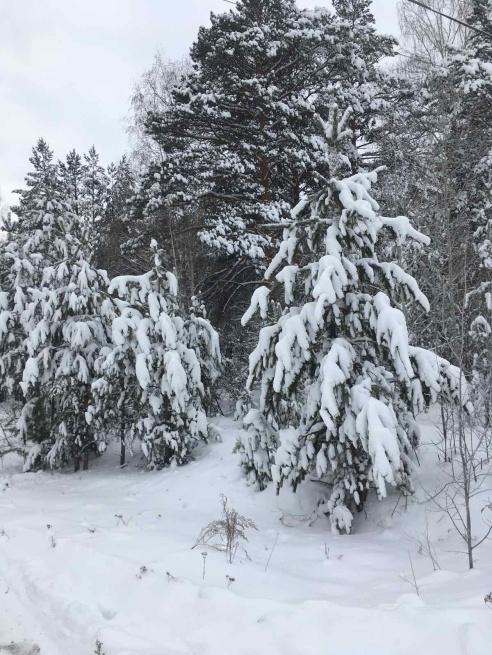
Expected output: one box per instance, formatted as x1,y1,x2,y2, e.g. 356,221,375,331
0,0,490,537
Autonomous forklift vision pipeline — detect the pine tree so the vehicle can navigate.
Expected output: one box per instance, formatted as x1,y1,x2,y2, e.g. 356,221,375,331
96,156,135,274
88,320,141,467
81,146,109,254
0,219,27,400
186,296,222,413
82,147,108,226
11,139,60,217
140,0,395,302
0,140,139,468
12,198,108,470
0,140,62,401
58,149,86,217
91,241,221,468
238,113,466,533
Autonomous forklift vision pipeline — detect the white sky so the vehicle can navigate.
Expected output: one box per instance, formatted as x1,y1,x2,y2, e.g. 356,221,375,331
0,0,399,207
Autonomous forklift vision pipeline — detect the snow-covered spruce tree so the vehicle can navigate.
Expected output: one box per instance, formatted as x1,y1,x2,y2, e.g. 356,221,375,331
238,113,466,533
0,230,26,406
91,241,221,469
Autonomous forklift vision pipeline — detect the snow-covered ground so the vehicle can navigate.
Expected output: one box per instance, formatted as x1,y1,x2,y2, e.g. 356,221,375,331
0,413,491,654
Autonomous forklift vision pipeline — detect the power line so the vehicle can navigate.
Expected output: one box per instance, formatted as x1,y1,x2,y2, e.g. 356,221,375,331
404,0,491,38
221,0,491,40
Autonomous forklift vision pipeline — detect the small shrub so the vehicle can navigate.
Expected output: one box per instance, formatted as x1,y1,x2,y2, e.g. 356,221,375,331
136,565,152,579
193,495,257,563
94,640,106,655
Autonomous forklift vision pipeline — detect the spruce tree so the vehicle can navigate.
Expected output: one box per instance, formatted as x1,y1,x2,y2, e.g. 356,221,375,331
238,112,466,532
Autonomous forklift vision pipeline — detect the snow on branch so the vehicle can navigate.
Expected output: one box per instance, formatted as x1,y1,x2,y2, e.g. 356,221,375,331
241,285,271,326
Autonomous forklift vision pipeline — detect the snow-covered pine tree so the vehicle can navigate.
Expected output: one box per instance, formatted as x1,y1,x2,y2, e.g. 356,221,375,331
133,0,397,393
58,149,86,217
142,0,395,299
89,318,140,467
82,146,108,228
91,241,221,468
81,146,109,256
0,217,27,401
0,140,61,402
0,140,111,468
14,199,109,470
11,139,60,217
238,111,467,533
97,156,135,274
186,296,222,413
467,146,492,424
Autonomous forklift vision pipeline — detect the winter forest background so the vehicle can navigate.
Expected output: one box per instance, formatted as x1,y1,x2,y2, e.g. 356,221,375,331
0,1,491,653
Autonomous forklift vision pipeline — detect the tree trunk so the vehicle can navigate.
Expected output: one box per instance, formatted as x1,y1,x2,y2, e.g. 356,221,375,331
120,438,126,467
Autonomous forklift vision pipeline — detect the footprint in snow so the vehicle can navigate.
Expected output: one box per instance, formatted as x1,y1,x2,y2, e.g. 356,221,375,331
98,604,117,620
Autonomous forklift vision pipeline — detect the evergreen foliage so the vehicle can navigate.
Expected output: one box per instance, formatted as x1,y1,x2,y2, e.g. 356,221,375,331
448,0,492,420
131,0,396,317
1,191,109,470
90,241,221,469
238,113,467,532
0,0,488,541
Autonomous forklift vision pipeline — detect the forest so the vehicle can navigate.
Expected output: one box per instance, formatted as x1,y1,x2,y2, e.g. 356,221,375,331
0,1,490,653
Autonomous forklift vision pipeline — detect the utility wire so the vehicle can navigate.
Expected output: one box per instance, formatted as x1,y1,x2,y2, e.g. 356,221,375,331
221,0,490,40
404,0,491,38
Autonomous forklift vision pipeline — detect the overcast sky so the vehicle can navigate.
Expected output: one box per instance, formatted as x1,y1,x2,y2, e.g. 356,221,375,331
0,0,399,207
